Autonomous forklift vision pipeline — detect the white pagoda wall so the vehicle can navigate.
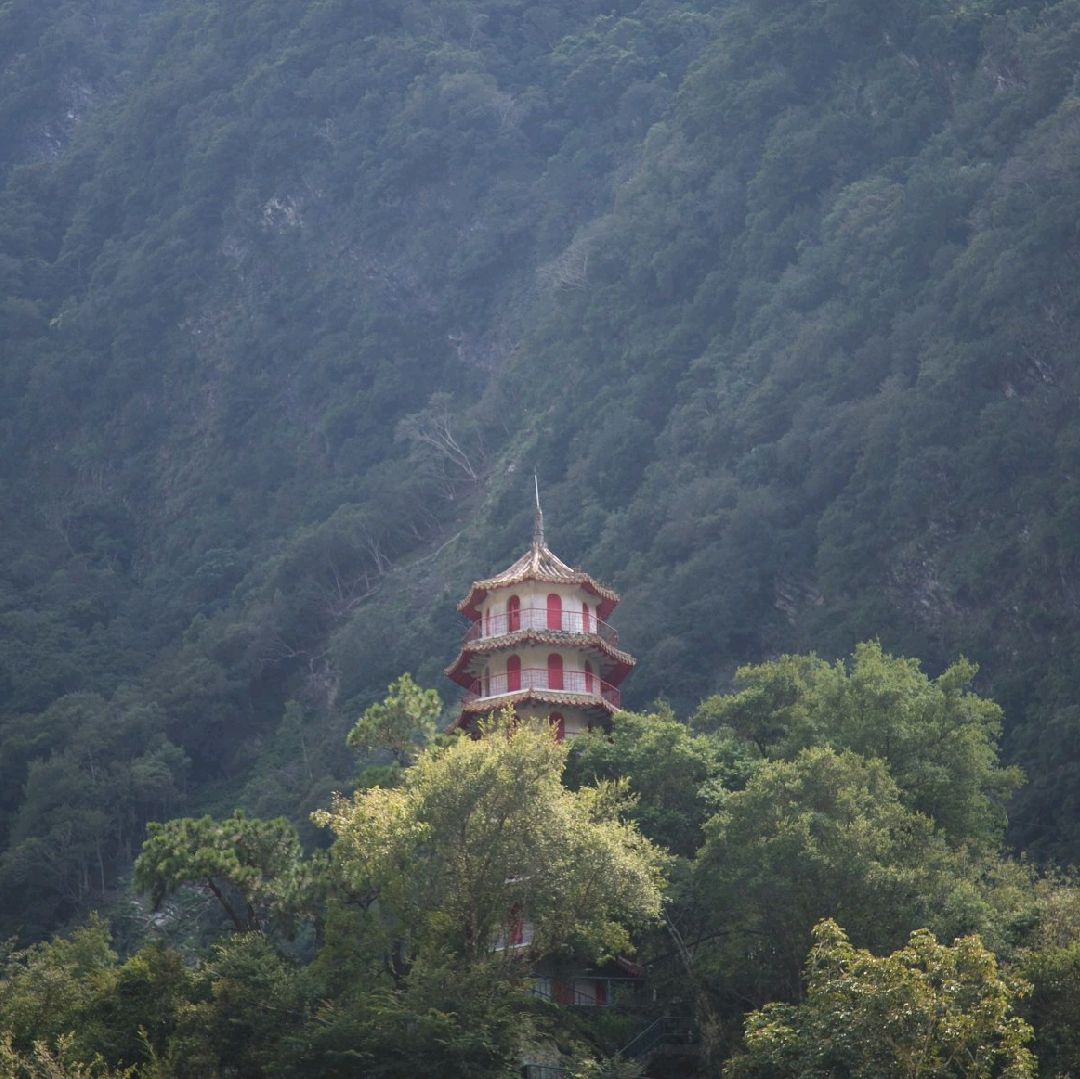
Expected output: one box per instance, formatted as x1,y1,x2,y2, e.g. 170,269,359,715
515,703,592,737
477,583,599,636
476,645,602,694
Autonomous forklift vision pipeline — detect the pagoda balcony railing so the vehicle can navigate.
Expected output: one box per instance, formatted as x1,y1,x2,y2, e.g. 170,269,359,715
464,607,619,646
464,668,621,709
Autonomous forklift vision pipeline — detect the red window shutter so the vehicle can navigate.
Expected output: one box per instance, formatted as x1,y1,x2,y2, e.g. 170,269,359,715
507,595,521,632
506,655,521,692
547,593,562,630
595,980,607,1006
582,602,591,633
508,903,524,946
584,660,594,693
553,979,574,1005
547,653,563,690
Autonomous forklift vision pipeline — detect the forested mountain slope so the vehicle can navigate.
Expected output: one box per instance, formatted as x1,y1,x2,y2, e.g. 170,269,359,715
4,0,1080,940
499,0,1080,860
0,0,715,935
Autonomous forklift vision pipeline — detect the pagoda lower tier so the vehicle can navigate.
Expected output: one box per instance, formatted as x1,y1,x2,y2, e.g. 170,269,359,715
451,687,618,737
446,632,632,737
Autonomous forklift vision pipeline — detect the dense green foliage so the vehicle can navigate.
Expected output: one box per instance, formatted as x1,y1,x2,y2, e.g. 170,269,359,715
727,920,1035,1077
345,672,441,775
6,0,1080,937
317,711,666,967
4,655,1080,1075
9,0,1080,1070
134,810,303,933
693,642,1024,851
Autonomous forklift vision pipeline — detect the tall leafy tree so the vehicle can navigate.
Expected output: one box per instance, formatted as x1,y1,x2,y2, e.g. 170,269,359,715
694,642,1024,850
727,919,1034,1078
315,710,667,969
0,917,117,1056
691,747,1001,1009
133,810,302,933
565,706,754,857
346,673,442,770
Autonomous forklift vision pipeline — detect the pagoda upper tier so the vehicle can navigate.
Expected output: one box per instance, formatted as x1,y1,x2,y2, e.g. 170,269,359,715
457,541,620,621
447,515,634,735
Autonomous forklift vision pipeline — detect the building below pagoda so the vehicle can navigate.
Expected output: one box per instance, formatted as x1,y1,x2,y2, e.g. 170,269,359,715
446,501,634,738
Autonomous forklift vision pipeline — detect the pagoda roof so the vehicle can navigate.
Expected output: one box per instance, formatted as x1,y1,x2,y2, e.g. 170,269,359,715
449,688,617,732
458,541,619,619
445,629,635,687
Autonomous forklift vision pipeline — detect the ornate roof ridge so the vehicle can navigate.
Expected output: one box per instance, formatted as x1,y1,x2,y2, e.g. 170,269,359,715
482,540,577,584
457,539,619,613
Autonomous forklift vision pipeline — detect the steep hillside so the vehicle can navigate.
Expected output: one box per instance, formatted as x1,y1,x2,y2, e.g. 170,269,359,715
4,0,1080,937
0,0,718,936
475,0,1080,859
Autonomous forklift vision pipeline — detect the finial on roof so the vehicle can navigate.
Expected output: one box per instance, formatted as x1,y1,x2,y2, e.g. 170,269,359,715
533,474,545,547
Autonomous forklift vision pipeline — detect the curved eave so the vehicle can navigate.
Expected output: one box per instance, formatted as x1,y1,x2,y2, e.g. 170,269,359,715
444,630,635,686
456,542,619,620
448,689,616,732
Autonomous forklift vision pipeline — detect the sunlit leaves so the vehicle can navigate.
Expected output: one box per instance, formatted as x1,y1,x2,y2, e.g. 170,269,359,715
316,711,667,967
728,919,1035,1078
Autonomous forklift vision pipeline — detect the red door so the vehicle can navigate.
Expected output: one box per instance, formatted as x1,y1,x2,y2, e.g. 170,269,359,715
547,653,563,690
547,593,562,630
506,655,521,692
581,602,591,633
507,595,521,632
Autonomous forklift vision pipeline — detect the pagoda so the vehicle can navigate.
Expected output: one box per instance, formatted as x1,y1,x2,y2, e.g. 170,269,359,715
446,486,634,738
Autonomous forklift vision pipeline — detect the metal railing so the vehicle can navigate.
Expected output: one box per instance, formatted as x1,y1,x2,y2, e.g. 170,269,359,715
464,606,619,646
464,667,620,708
571,987,611,1007
530,978,640,1007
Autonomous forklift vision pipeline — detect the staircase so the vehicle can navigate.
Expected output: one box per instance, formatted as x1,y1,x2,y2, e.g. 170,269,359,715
521,1017,698,1078
618,1015,698,1062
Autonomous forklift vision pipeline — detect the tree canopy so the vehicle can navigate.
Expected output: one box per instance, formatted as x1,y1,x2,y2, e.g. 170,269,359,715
133,810,302,933
694,642,1025,850
728,919,1035,1078
1,658,1079,1073
9,0,1080,1068
315,710,667,967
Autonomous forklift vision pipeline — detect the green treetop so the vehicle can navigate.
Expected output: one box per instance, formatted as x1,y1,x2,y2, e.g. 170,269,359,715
694,641,1024,851
346,673,442,769
315,709,667,970
133,810,302,934
727,919,1035,1078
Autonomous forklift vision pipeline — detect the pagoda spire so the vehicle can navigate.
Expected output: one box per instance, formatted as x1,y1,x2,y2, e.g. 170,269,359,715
533,474,544,547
